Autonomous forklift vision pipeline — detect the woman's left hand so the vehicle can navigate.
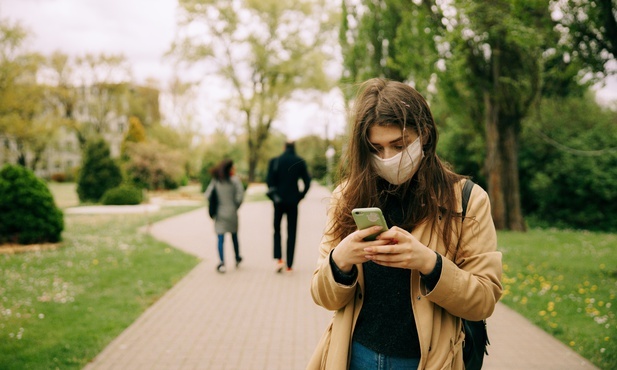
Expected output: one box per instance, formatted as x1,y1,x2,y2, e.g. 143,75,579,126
364,226,437,274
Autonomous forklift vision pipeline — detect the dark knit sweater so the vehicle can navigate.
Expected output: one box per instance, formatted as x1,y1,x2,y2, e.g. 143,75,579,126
329,187,442,358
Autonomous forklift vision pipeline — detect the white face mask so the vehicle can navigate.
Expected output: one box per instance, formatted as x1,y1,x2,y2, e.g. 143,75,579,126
371,137,424,185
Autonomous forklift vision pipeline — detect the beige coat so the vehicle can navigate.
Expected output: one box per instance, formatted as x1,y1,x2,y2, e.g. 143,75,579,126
308,180,503,370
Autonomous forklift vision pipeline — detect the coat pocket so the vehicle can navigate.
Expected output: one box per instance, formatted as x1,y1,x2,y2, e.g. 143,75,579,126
440,328,466,370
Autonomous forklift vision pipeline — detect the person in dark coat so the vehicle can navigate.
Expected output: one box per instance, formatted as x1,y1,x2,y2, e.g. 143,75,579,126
204,159,245,273
266,141,311,272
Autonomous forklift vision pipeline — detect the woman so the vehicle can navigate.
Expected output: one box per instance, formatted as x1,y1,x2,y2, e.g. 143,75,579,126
308,78,502,369
204,159,245,273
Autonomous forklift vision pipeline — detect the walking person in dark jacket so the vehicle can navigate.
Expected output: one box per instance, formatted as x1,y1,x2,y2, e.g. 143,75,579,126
266,141,311,273
204,159,245,273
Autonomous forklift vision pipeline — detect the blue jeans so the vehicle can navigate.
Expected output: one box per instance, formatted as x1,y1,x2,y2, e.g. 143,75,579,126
217,233,240,263
349,341,420,370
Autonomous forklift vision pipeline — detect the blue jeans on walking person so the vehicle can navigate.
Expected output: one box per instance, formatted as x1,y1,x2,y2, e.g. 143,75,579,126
217,233,240,264
349,341,420,370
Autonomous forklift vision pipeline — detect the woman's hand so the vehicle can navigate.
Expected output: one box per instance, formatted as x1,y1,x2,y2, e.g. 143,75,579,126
331,226,391,273
363,226,437,274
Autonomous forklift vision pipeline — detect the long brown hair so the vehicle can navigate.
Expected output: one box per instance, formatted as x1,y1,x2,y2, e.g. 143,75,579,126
331,78,465,255
210,159,234,181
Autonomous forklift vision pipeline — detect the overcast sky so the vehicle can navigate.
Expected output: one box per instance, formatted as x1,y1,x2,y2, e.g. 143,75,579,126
0,0,346,139
0,0,614,139
1,0,177,83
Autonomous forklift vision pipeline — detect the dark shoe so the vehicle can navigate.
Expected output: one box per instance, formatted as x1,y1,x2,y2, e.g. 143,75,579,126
235,257,243,268
216,263,226,273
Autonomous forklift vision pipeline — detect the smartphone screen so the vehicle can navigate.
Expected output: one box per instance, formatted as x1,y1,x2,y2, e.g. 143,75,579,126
352,207,388,241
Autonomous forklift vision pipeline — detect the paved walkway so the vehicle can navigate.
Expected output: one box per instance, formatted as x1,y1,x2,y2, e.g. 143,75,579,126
83,184,598,370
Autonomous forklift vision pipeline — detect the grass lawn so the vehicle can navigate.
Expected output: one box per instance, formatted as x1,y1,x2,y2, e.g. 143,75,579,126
0,206,201,369
498,228,617,370
49,182,80,209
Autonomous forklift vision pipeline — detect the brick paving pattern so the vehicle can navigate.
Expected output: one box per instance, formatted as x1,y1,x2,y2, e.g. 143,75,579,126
83,184,598,370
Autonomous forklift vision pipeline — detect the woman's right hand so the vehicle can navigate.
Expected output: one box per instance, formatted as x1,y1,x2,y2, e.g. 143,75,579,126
331,226,391,273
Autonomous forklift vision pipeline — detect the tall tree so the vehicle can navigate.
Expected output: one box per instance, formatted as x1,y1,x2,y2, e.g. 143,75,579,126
169,0,339,181
340,1,579,230
74,53,132,144
435,0,555,231
339,0,439,96
43,52,134,148
0,19,51,170
553,0,617,80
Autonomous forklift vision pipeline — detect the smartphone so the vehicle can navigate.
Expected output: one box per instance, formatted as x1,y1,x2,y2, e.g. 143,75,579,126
352,207,389,241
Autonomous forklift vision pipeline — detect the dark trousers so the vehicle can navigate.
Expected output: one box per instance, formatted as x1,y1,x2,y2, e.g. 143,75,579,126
273,202,298,268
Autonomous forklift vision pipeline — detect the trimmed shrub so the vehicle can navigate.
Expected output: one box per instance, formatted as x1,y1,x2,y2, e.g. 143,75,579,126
100,185,143,205
77,139,123,203
0,164,64,245
124,141,184,190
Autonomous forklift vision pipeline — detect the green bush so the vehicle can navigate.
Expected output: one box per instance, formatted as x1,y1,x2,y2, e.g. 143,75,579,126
77,139,123,203
519,96,617,231
0,164,64,244
101,185,143,205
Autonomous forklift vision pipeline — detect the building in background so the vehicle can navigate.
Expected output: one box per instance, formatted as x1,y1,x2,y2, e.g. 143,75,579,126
0,83,160,180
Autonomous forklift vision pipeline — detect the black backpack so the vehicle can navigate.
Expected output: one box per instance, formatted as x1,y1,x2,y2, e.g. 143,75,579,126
460,179,490,370
208,181,218,219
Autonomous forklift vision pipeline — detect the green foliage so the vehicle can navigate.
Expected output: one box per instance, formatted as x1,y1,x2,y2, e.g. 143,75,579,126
554,0,617,81
76,139,123,203
198,164,214,193
0,20,54,171
432,97,487,186
121,116,147,158
198,131,246,191
519,95,617,231
124,141,185,190
0,164,64,244
100,184,143,205
340,0,614,231
127,86,161,126
296,134,339,182
499,229,617,369
339,0,408,87
170,0,339,181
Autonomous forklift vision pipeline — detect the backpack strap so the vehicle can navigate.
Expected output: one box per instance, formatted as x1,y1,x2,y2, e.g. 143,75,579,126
460,179,491,367
462,179,475,221
455,179,475,259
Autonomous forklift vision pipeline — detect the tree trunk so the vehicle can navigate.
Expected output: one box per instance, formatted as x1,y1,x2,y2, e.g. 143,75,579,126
484,93,527,231
248,152,258,183
247,132,257,183
502,121,526,231
484,93,506,230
